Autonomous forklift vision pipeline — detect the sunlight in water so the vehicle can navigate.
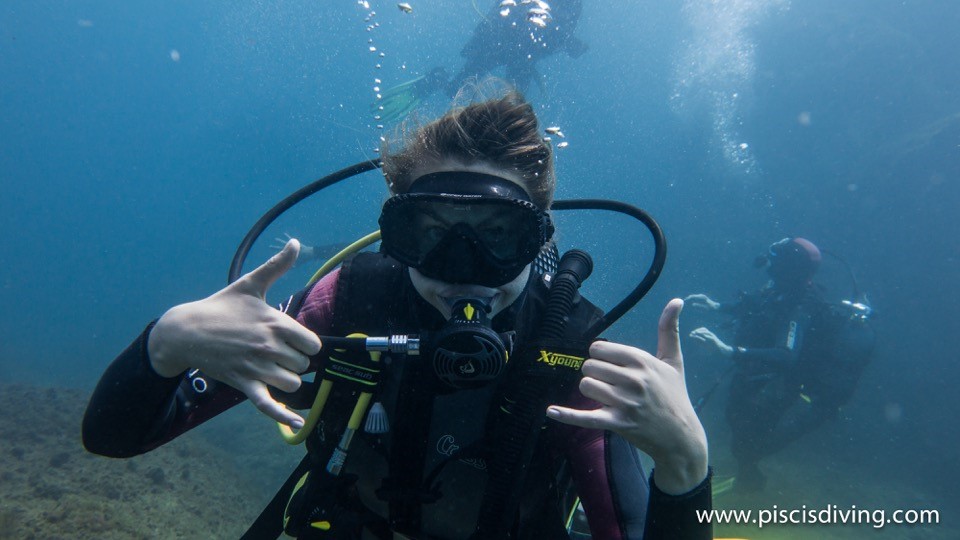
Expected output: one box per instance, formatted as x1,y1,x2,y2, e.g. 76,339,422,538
671,0,790,176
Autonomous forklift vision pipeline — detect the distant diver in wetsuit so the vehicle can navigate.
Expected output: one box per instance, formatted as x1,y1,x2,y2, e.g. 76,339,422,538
378,0,588,122
685,237,875,493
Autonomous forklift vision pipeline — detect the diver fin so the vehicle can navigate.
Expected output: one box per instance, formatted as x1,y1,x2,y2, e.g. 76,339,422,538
375,69,447,123
373,78,423,122
711,475,736,497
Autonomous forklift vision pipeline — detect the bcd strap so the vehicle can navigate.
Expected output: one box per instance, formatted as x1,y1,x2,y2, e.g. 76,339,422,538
284,470,363,539
526,340,591,376
472,345,585,540
376,359,437,536
243,398,368,540
324,345,382,393
242,341,384,539
241,455,312,540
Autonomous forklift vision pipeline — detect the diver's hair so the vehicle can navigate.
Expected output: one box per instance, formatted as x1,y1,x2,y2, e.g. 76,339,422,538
381,82,555,209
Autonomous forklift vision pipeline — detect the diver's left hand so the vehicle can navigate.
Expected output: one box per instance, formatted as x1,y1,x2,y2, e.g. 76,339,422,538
546,299,708,495
270,233,317,266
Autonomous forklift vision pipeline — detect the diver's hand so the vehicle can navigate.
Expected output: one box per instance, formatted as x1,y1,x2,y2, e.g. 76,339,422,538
269,232,297,252
547,299,708,495
683,293,720,311
688,327,734,358
270,233,316,266
148,239,322,428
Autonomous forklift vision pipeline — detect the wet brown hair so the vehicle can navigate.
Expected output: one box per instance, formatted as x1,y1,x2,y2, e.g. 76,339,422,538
381,87,555,210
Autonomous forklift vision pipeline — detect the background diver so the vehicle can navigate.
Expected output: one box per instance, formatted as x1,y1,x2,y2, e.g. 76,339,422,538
685,237,875,493
377,0,588,122
83,88,712,539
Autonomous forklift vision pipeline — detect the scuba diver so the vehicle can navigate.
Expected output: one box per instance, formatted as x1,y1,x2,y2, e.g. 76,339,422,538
378,0,588,122
685,237,875,493
83,88,711,539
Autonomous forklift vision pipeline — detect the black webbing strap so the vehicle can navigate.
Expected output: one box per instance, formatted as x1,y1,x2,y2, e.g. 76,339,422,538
472,349,584,539
323,346,382,393
376,360,438,535
241,455,312,540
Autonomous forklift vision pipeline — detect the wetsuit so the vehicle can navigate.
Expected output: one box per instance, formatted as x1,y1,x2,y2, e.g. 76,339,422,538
720,286,873,483
83,256,712,539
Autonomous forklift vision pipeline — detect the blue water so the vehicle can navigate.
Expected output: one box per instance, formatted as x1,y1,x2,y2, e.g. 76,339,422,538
2,0,958,533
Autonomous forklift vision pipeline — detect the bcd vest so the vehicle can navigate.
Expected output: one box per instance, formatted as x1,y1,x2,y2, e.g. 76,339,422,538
247,251,603,540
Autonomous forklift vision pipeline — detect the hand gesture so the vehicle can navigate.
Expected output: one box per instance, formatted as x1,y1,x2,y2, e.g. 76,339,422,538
148,239,322,428
547,299,708,494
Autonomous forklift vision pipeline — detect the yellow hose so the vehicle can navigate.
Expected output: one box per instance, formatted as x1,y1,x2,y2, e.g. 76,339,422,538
278,231,384,444
307,230,382,287
277,333,381,445
278,379,334,444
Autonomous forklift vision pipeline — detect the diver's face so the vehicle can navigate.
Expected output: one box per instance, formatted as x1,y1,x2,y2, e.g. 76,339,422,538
406,159,534,319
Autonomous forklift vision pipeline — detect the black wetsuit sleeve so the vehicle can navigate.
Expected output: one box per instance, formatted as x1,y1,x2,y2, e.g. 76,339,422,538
83,322,183,457
643,468,713,540
83,284,324,459
82,323,245,458
717,296,745,316
732,343,796,366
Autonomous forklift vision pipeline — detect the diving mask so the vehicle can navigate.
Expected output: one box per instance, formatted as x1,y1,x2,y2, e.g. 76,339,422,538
379,171,554,287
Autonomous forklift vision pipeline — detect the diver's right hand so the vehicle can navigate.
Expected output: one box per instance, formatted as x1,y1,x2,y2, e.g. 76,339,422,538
683,293,720,311
147,239,322,428
688,327,733,358
269,232,297,252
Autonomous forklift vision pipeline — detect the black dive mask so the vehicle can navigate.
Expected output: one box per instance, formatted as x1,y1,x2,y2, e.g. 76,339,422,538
379,171,554,288
422,298,510,390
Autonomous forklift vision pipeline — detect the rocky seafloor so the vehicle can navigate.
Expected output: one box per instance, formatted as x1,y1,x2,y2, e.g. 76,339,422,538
2,382,955,540
0,383,299,540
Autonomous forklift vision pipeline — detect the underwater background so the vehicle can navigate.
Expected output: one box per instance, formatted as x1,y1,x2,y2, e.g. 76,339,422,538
1,1,957,538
